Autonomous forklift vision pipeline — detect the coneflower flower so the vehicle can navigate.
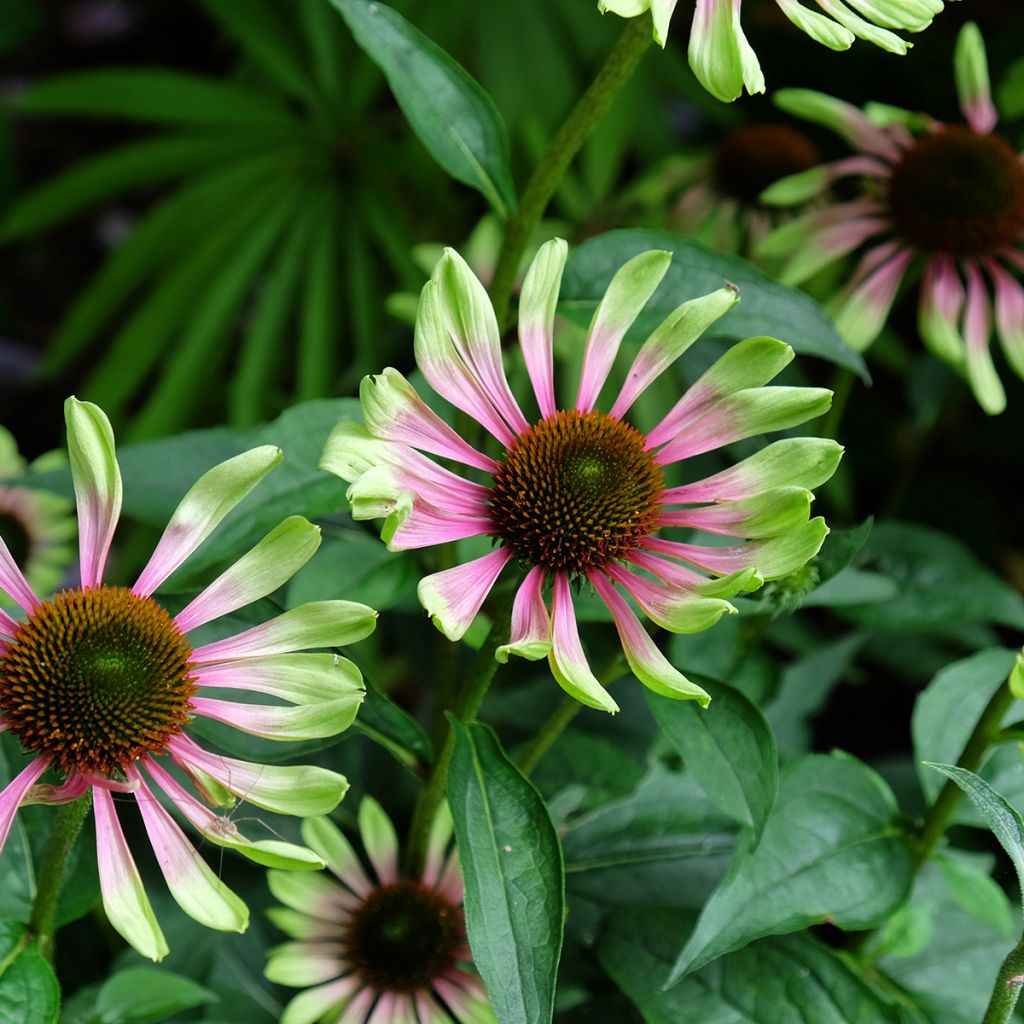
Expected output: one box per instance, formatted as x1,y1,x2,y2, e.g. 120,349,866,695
322,242,839,714
597,0,946,102
0,427,76,603
760,23,1024,414
0,398,376,960
266,800,493,1024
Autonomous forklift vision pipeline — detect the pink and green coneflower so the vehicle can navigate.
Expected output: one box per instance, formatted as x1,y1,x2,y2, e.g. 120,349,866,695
0,398,376,960
597,0,946,102
323,241,840,714
760,23,1024,414
266,799,493,1024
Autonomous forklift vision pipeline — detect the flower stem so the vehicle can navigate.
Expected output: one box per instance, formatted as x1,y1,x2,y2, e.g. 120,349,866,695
405,599,514,876
519,696,583,776
983,935,1024,1024
913,679,1015,867
488,14,653,328
29,794,91,960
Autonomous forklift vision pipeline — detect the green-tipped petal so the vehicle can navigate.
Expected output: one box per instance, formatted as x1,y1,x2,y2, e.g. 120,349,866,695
750,517,830,579
954,22,997,132
759,165,831,207
134,445,282,596
358,797,400,883
1010,651,1024,702
280,980,355,1024
268,870,345,919
64,396,122,589
519,238,568,417
775,0,854,50
689,0,764,103
265,942,341,987
319,420,395,482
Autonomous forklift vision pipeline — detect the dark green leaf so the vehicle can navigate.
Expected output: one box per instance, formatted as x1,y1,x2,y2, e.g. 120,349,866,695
668,752,913,983
600,909,903,1024
648,683,778,837
0,922,59,1024
328,0,516,216
447,720,564,1024
13,69,296,126
839,522,1024,632
352,673,433,768
94,966,216,1023
297,204,340,402
559,229,868,378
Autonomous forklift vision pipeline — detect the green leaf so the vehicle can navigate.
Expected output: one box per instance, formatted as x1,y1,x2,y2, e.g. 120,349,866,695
13,69,296,126
94,967,216,1024
839,521,1024,632
352,672,433,769
667,752,913,983
0,134,276,241
0,922,59,1024
647,683,778,837
924,763,1024,909
328,0,516,217
447,720,564,1024
912,648,1018,804
297,203,340,402
559,229,868,378
600,909,903,1024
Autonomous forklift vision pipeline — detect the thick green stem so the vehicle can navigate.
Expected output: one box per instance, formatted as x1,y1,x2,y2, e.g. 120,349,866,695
405,601,513,876
489,14,653,328
519,697,583,777
983,936,1024,1024
914,680,1015,867
29,795,91,960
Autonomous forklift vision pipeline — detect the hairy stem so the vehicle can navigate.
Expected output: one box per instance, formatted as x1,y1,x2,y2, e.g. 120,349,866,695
405,599,514,875
29,795,91,960
983,936,1024,1024
488,14,653,328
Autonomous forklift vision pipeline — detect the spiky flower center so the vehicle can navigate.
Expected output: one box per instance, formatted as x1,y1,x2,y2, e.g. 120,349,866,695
344,880,462,993
888,126,1024,255
0,586,196,776
713,123,821,206
489,410,664,574
0,509,31,569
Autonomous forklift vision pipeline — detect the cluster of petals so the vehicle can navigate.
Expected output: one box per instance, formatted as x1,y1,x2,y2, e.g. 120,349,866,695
0,398,376,960
598,0,946,102
760,24,1024,414
323,241,839,714
266,799,493,1024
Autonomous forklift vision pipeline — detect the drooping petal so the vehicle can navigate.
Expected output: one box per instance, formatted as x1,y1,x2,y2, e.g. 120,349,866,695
548,573,618,713
133,446,282,596
418,548,512,642
518,239,568,418
777,215,889,287
917,255,966,367
589,572,711,704
576,250,672,412
604,563,736,634
93,786,169,962
954,22,998,134
359,368,498,474
169,735,349,817
65,397,122,589
661,486,813,538
830,243,914,352
143,759,324,871
609,286,739,420
627,550,761,598
774,0,854,51
127,768,248,933
811,0,908,53
663,437,843,504
496,566,551,663
774,88,904,160
191,600,377,663
963,262,1005,415
0,755,49,853
988,260,1024,380
300,816,374,897
0,540,38,614
319,420,396,483
358,796,400,885
281,978,358,1024
175,516,321,633
688,0,765,104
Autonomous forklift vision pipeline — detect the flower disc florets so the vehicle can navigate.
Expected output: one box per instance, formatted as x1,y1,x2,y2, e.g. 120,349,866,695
888,126,1024,255
0,585,195,775
713,123,821,206
344,879,462,993
489,410,664,574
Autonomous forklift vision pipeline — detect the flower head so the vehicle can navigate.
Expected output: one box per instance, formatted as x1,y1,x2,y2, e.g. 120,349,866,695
266,799,493,1024
0,398,377,960
0,427,76,603
323,242,838,714
598,0,946,102
760,23,1024,414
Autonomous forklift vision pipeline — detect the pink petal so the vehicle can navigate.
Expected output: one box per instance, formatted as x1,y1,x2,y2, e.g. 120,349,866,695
0,606,20,638
0,756,49,852
497,565,551,661
388,503,494,551
417,548,512,642
627,550,706,590
988,259,1024,377
0,540,39,613
338,989,375,1024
